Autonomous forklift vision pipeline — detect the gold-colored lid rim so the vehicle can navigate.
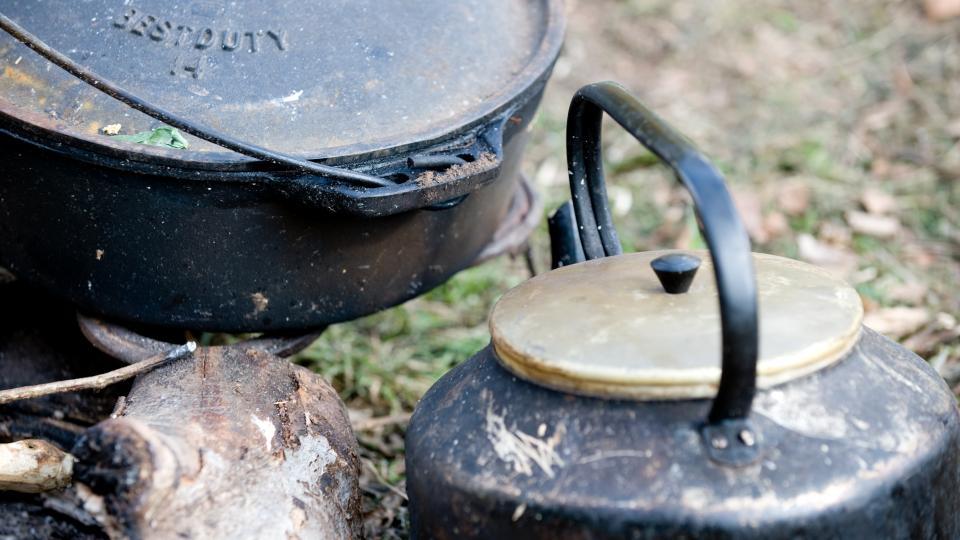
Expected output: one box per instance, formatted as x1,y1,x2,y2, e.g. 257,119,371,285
493,326,860,400
489,251,864,401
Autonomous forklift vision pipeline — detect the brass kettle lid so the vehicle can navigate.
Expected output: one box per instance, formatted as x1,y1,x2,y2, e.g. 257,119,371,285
490,250,863,400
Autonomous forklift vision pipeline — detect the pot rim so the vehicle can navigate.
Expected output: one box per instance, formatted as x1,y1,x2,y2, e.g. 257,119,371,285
0,0,565,173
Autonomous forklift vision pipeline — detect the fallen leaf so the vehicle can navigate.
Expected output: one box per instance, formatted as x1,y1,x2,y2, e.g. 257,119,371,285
870,158,891,178
947,118,960,138
797,233,858,276
850,266,878,285
663,205,685,224
533,158,562,187
924,0,960,21
904,328,960,357
860,100,901,131
818,222,852,246
672,212,702,250
110,126,189,150
652,184,673,208
888,282,928,305
939,312,958,330
903,243,936,268
671,223,693,250
776,179,810,217
860,294,879,314
864,307,930,339
893,61,914,98
763,211,789,239
860,188,897,215
733,189,768,243
846,210,900,238
608,185,634,217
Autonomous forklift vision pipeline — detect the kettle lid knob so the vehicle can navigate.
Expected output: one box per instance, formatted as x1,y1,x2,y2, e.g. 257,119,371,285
651,253,701,294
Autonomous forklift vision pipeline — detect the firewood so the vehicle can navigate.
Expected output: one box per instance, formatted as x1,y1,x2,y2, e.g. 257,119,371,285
0,439,73,493
72,321,362,539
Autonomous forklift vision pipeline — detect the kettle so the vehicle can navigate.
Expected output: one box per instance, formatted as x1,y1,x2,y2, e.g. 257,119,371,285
405,82,960,539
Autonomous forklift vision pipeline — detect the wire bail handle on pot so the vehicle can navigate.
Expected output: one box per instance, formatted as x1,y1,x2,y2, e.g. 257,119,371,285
0,13,504,215
564,81,760,464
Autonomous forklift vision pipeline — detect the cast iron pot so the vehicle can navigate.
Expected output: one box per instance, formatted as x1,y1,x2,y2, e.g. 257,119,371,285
0,0,564,331
405,83,960,539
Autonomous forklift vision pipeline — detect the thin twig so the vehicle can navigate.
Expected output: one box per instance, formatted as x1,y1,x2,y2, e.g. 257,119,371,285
351,412,413,432
523,243,539,277
361,458,408,501
0,342,196,405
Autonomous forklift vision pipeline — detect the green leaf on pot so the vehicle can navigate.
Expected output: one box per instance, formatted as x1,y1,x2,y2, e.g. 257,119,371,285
110,126,189,149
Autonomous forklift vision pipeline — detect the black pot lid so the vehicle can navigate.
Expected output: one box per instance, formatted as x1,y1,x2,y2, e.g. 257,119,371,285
490,251,864,400
0,0,563,162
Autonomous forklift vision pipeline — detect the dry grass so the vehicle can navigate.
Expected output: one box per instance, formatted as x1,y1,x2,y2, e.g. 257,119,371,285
291,1,960,536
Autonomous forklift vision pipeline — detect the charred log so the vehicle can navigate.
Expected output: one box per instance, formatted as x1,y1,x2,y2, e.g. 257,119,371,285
72,322,361,539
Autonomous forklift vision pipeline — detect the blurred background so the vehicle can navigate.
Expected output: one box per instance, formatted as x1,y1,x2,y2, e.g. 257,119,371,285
290,1,960,536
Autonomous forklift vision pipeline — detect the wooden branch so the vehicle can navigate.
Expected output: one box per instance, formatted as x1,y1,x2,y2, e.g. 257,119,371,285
1,296,359,538
0,439,74,493
0,342,196,405
71,343,362,539
0,298,130,539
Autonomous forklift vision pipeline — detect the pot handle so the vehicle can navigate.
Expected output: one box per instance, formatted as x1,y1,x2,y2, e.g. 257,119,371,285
270,119,507,217
0,13,505,217
566,82,759,436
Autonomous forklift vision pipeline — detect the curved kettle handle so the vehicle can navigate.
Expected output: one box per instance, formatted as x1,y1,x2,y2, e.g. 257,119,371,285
566,82,758,427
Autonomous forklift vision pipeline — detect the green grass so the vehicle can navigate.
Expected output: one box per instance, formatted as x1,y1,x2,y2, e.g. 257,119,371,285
293,258,526,414
287,2,960,534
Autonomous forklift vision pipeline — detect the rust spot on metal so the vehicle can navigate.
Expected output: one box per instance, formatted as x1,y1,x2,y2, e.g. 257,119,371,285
250,292,269,315
417,152,497,186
